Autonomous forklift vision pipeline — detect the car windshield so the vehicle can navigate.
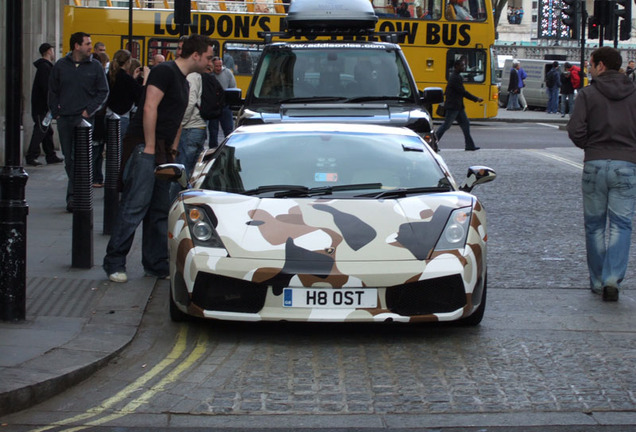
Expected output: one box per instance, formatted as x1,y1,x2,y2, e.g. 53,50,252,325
201,131,449,197
252,46,414,101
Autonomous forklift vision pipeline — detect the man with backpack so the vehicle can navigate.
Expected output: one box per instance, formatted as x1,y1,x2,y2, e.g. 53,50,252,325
545,61,561,114
209,56,236,147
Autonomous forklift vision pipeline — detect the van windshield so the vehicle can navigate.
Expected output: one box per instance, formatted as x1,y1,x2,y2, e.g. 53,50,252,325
252,46,414,102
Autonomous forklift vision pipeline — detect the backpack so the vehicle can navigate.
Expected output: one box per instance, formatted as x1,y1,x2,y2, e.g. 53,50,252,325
545,69,556,88
196,72,225,120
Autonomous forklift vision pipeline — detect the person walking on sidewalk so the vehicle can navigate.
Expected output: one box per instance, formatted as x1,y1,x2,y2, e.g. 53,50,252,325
103,34,215,283
48,32,109,212
560,63,575,118
567,47,636,302
25,43,64,167
506,60,521,111
435,59,482,151
545,61,561,114
517,60,528,111
208,56,236,147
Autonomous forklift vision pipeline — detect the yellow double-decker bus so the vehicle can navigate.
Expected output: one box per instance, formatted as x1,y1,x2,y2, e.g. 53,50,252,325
63,0,498,118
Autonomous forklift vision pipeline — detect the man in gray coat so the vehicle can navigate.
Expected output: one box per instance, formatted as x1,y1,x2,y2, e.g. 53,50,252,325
49,31,109,212
567,47,636,302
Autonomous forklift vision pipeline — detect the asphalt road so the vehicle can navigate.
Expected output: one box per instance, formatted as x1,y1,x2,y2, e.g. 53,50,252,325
4,122,636,432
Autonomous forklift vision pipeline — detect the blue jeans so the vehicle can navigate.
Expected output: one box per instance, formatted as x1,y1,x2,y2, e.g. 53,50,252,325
169,127,207,201
103,144,170,277
507,91,520,110
435,108,477,150
208,106,233,147
561,93,575,116
582,160,636,292
177,127,207,176
546,87,559,113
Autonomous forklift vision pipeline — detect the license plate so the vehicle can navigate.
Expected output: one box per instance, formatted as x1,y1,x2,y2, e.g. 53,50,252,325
283,288,377,308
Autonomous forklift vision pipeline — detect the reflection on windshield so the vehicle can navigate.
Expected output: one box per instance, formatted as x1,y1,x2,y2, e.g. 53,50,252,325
202,132,447,196
253,48,413,101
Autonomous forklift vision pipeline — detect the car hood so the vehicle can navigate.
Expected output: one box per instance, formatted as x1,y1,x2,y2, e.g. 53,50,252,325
239,103,433,131
185,192,475,262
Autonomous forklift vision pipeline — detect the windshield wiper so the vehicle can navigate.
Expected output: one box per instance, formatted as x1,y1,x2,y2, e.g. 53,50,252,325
357,186,452,199
346,96,412,103
274,183,383,198
279,97,349,104
243,185,309,196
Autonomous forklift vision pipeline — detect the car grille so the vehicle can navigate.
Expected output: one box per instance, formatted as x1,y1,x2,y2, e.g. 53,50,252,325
386,274,466,316
192,273,268,313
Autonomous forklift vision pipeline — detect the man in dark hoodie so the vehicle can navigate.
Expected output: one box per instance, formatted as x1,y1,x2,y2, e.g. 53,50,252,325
49,32,109,212
25,43,63,166
567,47,636,302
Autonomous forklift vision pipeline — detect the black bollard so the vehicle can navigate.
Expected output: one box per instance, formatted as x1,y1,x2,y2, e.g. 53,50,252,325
0,0,27,321
72,119,93,269
103,114,121,235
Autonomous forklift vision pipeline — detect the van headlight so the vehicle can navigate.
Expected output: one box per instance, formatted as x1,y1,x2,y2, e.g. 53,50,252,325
434,207,471,251
185,204,225,248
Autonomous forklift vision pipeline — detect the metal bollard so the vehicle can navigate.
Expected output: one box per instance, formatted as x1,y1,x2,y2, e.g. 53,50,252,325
103,114,121,235
72,119,93,269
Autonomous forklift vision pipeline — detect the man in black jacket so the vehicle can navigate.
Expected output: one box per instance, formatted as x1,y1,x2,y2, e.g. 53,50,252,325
25,43,63,166
435,59,483,151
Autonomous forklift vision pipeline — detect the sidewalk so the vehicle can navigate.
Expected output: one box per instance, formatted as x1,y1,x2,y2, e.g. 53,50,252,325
0,162,155,416
0,107,565,417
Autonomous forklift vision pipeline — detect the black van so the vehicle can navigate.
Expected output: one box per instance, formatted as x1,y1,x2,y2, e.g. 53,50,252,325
230,0,444,149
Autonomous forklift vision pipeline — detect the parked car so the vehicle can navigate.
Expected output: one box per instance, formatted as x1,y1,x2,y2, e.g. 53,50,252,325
156,123,496,326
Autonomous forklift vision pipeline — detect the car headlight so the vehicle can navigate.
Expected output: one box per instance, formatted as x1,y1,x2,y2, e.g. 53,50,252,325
185,204,225,248
434,207,472,251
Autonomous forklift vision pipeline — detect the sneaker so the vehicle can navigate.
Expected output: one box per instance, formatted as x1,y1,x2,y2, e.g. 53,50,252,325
46,155,64,164
109,272,128,283
465,147,480,151
523,106,528,111
602,286,619,302
26,160,42,166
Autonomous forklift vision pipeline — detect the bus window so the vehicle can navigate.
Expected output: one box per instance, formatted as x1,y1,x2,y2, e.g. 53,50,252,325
446,49,487,83
445,0,487,21
413,0,442,19
224,42,264,76
148,38,220,65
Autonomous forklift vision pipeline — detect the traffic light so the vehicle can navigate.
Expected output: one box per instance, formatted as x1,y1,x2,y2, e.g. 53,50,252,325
616,0,632,40
562,0,581,39
604,1,616,40
589,16,600,38
174,0,191,25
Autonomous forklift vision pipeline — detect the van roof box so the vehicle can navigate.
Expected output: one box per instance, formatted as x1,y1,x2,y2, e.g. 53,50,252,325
285,0,378,31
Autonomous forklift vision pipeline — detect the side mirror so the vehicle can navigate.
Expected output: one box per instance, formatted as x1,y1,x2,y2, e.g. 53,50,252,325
225,88,243,110
459,166,496,192
155,163,189,189
421,87,444,105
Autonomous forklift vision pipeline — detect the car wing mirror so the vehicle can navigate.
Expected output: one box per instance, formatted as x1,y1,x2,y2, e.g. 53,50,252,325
421,87,444,105
459,166,496,192
155,163,189,189
225,88,243,110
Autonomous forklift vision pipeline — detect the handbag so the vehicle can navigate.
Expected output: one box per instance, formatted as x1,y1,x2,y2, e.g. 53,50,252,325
435,103,445,117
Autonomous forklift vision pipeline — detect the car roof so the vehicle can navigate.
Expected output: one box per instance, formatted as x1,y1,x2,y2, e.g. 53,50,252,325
231,123,421,137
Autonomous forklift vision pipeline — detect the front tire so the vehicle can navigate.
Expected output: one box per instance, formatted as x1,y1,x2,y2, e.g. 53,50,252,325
457,274,487,326
169,290,190,322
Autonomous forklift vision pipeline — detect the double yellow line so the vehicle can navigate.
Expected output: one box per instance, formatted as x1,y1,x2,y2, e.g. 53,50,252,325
30,325,208,432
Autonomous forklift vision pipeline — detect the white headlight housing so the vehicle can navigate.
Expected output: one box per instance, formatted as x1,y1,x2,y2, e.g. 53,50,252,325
434,208,472,251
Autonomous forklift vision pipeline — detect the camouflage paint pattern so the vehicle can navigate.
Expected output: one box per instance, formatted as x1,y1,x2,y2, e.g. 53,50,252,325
168,189,487,323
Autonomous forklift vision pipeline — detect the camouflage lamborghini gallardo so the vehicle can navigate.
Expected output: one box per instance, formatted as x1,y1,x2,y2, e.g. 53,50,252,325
157,123,496,325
